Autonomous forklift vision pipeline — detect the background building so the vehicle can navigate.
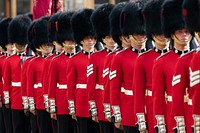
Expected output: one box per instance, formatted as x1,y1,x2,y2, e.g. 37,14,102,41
0,0,129,18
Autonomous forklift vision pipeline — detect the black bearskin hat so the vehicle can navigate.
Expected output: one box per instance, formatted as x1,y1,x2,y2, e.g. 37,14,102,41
142,0,164,38
91,3,114,44
8,15,31,45
71,8,95,45
120,1,146,36
48,12,61,42
161,0,186,38
109,2,126,47
0,18,12,50
183,0,200,33
28,21,37,52
33,16,50,49
56,11,74,44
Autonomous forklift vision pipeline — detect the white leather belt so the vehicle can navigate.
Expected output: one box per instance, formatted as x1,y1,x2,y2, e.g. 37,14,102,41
166,95,172,102
95,84,104,90
121,87,133,96
34,83,42,88
76,84,87,89
11,82,21,87
57,83,67,89
145,90,152,96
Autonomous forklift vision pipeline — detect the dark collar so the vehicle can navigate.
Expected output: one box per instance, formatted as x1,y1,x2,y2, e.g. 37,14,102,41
82,50,94,55
154,47,170,54
173,48,189,55
56,52,61,55
16,52,26,56
105,48,112,53
65,52,74,57
131,47,146,53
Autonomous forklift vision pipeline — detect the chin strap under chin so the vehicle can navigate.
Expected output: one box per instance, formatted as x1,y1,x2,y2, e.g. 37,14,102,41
172,34,192,45
129,35,147,46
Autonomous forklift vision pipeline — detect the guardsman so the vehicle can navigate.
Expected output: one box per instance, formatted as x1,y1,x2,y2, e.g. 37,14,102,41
110,1,148,133
103,3,129,133
183,0,200,132
43,12,62,114
21,21,38,133
88,3,117,133
133,0,170,133
48,11,77,133
0,17,15,133
3,15,31,133
67,8,100,133
170,0,199,132
27,16,54,133
152,0,192,132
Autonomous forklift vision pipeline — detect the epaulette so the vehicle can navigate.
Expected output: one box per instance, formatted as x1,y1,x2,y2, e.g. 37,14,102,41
180,49,195,58
138,49,152,57
156,51,171,60
116,48,126,55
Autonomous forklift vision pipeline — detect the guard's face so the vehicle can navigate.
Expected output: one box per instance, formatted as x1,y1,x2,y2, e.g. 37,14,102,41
82,35,96,47
103,35,117,47
153,35,170,46
63,40,76,49
6,43,15,52
174,29,191,43
14,43,27,53
53,41,63,52
132,34,147,43
41,44,53,54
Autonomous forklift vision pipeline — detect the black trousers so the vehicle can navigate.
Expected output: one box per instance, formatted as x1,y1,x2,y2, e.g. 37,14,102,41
99,120,114,133
57,114,77,133
12,109,31,133
77,116,100,133
37,109,53,133
52,118,57,133
123,125,137,133
0,107,5,133
114,126,124,133
30,113,39,133
2,104,12,133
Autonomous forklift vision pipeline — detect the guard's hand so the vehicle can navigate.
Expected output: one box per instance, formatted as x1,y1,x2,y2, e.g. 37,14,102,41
115,122,123,130
92,116,99,123
46,108,50,113
140,130,148,133
51,113,57,120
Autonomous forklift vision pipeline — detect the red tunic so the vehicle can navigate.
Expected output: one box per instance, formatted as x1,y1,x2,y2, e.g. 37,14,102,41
87,49,110,121
152,50,187,133
134,48,169,133
3,54,26,110
110,48,140,126
42,53,57,107
27,56,45,110
171,51,194,133
189,50,200,128
48,53,70,115
67,51,93,117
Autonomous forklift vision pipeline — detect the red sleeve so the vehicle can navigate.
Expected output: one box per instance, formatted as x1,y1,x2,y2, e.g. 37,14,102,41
152,59,166,125
3,58,11,93
190,53,200,115
87,54,97,101
67,58,77,101
48,60,58,100
110,54,122,106
27,60,35,98
133,57,146,120
42,59,51,96
21,59,30,97
171,58,187,128
103,55,112,104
